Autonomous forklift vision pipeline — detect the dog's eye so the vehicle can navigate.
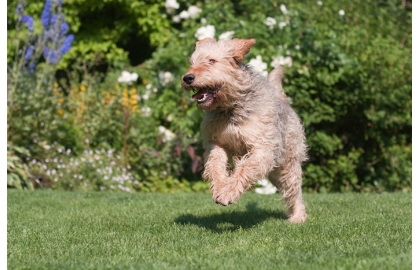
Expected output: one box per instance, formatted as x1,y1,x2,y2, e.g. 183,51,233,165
209,59,216,64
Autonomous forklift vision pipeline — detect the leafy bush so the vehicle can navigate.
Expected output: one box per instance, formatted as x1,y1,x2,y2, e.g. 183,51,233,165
8,0,76,160
7,0,174,68
7,0,411,193
137,0,411,192
7,145,34,190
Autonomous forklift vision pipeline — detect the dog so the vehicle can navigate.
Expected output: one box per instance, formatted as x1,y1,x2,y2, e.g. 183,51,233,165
181,38,308,223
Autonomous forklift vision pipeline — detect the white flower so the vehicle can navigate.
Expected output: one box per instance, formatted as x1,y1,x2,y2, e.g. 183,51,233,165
255,179,277,194
165,0,179,10
194,25,215,40
141,106,151,117
167,114,173,122
264,17,276,29
249,55,268,77
158,126,176,142
271,56,293,68
279,21,288,29
187,6,202,18
219,31,235,40
178,5,202,20
339,9,345,16
142,90,150,100
317,1,323,5
179,10,190,19
118,184,131,193
280,4,288,14
200,18,207,24
159,71,174,86
295,44,300,50
172,15,180,23
117,71,138,84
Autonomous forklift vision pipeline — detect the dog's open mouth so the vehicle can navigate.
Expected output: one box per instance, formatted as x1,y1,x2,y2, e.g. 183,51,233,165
191,87,219,104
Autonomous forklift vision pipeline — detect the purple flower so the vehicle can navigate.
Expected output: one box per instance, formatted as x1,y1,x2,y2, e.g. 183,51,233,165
28,63,36,73
43,47,58,64
24,45,35,60
21,15,34,32
59,34,74,55
41,0,53,28
61,22,69,35
50,14,59,25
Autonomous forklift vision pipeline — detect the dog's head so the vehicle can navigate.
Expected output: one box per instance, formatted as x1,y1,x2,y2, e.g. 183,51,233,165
181,38,256,110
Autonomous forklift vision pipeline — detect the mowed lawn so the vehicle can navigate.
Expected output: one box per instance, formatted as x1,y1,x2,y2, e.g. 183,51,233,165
8,190,411,269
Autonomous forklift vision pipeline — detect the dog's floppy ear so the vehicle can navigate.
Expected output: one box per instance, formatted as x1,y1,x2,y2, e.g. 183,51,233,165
196,37,216,48
230,38,256,63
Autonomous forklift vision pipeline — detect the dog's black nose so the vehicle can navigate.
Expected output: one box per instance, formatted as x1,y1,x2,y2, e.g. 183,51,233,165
183,74,195,84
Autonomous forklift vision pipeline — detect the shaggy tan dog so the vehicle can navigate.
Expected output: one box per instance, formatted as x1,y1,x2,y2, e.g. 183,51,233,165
181,38,308,223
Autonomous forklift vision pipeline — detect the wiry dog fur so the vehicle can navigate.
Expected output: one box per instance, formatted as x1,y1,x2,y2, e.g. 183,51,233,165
181,38,308,223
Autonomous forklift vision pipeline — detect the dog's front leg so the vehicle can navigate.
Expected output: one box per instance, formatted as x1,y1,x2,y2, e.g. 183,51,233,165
215,148,275,206
202,144,231,204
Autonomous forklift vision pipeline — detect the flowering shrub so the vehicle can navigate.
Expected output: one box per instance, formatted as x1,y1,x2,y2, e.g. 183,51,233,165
30,143,136,192
7,0,411,193
136,0,412,192
8,0,76,187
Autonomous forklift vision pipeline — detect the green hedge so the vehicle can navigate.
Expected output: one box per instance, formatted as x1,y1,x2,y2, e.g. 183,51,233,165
7,0,411,192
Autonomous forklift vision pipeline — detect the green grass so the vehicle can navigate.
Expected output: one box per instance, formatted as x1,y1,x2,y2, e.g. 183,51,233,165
8,190,411,269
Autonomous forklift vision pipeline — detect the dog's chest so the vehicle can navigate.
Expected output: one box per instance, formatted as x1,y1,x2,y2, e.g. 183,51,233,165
201,114,247,155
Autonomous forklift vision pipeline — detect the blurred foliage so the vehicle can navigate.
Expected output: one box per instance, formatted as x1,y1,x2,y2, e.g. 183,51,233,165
7,0,173,68
7,0,411,193
7,145,34,190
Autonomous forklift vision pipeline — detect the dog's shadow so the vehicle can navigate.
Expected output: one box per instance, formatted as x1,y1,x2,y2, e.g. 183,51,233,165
174,202,287,233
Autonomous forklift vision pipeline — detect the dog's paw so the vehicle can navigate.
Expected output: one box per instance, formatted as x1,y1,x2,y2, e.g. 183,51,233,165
213,183,241,206
214,194,236,206
287,212,308,224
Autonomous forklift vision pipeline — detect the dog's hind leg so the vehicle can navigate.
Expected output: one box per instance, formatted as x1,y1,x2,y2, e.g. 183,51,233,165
269,113,308,223
269,160,308,223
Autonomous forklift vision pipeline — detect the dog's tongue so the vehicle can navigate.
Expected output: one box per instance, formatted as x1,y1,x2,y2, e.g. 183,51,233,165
192,92,205,100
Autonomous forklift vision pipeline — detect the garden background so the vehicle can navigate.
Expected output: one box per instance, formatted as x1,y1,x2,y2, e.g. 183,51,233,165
7,0,412,193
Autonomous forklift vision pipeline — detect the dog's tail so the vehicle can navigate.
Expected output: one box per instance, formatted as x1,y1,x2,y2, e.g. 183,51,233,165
267,66,289,104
